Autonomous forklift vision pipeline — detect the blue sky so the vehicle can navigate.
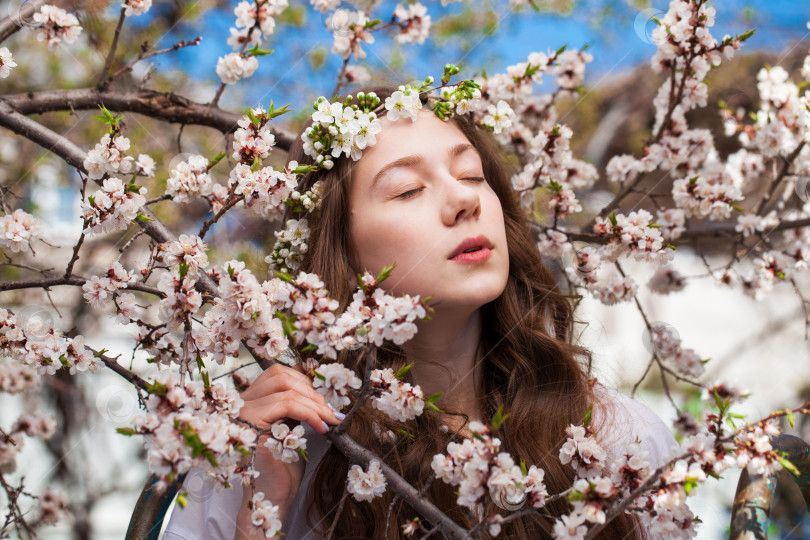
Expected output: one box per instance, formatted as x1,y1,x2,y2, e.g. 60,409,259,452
142,0,810,114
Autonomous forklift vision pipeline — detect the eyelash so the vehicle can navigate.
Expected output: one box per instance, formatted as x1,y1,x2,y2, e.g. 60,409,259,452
395,177,486,199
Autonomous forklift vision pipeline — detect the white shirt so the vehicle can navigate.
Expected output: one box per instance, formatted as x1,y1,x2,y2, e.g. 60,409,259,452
163,387,678,540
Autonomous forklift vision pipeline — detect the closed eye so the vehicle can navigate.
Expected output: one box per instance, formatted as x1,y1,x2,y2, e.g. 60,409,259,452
395,177,486,200
395,187,424,200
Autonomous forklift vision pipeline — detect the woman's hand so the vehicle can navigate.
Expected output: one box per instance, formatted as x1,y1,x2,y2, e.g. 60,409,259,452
233,362,341,539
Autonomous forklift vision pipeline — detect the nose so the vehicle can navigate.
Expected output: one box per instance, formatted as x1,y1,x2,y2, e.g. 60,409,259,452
440,177,481,227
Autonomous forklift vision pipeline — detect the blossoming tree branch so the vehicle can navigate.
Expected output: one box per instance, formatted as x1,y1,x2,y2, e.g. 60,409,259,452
0,0,809,538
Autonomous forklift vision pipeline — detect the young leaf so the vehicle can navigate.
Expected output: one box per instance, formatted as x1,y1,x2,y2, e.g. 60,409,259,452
394,362,414,379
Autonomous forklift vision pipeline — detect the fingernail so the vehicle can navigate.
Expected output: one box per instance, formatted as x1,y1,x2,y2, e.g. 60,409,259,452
322,420,330,432
327,402,346,421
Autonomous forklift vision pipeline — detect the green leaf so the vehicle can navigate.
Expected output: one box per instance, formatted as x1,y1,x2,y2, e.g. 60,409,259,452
394,362,414,379
208,152,226,169
425,393,442,404
178,262,189,281
554,44,567,56
583,404,593,428
491,404,509,431
738,28,756,42
376,263,396,284
93,348,109,358
608,212,618,228
313,370,326,381
426,402,444,413
780,457,800,476
247,44,274,57
297,447,309,463
135,213,153,223
176,492,187,508
267,102,292,119
116,427,138,436
397,428,415,441
787,409,795,430
519,460,528,476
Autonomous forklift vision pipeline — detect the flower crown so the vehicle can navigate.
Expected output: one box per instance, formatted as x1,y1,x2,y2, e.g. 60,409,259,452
267,65,514,274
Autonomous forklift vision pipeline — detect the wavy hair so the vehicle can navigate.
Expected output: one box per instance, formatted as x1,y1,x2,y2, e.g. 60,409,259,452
283,86,641,539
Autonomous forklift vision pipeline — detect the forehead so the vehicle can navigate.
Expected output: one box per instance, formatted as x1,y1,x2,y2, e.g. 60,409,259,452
352,112,477,182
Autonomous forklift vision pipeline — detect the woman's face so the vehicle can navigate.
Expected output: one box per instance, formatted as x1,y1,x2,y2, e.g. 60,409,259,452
348,111,509,312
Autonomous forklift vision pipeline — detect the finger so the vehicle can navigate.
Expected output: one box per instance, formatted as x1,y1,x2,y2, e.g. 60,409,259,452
241,391,335,435
245,373,333,417
242,363,316,402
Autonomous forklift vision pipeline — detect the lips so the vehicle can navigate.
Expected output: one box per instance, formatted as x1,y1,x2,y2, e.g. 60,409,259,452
448,235,493,260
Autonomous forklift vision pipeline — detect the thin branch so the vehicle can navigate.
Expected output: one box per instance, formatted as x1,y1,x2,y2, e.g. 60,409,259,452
326,485,350,539
111,37,202,80
755,142,806,216
97,7,128,90
63,229,86,278
198,194,245,240
0,275,164,297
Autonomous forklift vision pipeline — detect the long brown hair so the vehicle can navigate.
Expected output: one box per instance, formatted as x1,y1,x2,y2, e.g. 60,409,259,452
284,86,641,539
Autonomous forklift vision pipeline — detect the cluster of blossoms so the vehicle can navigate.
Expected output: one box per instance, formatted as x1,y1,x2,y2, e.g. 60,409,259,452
125,371,255,489
393,3,431,45
302,91,384,168
230,0,287,47
0,362,37,394
346,459,387,502
266,218,311,273
369,367,425,422
81,177,148,235
157,269,203,329
157,234,210,273
216,53,258,85
166,155,213,204
0,47,17,78
195,261,290,365
431,420,548,517
312,362,362,411
250,492,282,537
36,488,69,525
81,261,136,309
232,108,277,165
318,270,429,358
559,424,608,480
735,210,779,238
84,133,155,180
649,324,706,379
0,209,42,253
0,411,57,474
329,10,375,60
33,5,83,48
0,308,99,376
563,246,638,306
510,123,596,212
725,65,810,159
229,161,299,220
123,0,152,17
217,0,287,84
263,422,307,463
647,265,687,295
593,210,674,264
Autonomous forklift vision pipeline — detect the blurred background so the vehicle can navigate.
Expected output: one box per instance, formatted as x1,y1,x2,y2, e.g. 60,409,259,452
1,0,810,537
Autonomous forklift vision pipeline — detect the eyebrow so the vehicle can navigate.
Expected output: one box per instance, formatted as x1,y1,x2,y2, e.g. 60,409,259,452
370,143,478,190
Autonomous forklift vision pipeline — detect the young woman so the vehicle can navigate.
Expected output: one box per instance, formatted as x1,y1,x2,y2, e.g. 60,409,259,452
163,86,677,539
